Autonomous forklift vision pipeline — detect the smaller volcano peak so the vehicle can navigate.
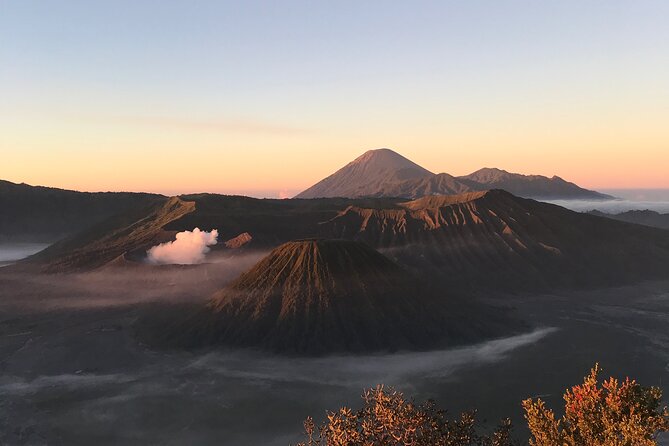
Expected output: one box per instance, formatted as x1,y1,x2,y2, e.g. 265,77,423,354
211,239,404,313
153,238,508,354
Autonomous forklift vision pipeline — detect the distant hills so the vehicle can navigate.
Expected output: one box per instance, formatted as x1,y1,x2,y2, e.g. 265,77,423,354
295,148,611,200
152,239,513,354
0,179,162,242
588,209,669,230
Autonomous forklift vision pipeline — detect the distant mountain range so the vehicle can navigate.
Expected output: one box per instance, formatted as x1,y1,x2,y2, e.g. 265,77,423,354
1,149,611,241
296,148,612,200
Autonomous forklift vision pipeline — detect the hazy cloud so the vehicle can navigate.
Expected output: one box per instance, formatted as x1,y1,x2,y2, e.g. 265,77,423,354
112,115,307,135
0,373,134,395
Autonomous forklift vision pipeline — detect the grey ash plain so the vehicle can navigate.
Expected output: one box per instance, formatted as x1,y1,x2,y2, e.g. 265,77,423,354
1,254,668,445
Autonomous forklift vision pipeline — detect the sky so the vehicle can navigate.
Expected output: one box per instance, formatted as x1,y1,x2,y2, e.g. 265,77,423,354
1,0,668,197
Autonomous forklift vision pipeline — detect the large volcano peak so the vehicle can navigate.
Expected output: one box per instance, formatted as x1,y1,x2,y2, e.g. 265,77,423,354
295,148,434,199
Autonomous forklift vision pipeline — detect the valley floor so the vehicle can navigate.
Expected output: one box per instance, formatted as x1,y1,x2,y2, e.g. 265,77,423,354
0,263,668,445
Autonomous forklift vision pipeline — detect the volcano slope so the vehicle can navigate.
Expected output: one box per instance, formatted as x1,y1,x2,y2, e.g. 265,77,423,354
320,190,669,291
148,239,513,354
27,196,195,272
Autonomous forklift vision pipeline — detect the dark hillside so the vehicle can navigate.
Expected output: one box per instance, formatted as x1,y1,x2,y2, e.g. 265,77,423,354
0,179,162,242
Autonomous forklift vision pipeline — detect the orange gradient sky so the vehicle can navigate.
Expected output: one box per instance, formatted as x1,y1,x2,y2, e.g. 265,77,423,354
1,1,668,197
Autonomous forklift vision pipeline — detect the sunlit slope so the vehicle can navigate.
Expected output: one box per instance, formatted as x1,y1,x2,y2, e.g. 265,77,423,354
29,197,194,272
321,189,669,289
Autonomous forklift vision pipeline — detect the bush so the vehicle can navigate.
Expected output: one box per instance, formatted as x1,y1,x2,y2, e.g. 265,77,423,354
297,365,669,446
296,384,514,446
523,364,669,446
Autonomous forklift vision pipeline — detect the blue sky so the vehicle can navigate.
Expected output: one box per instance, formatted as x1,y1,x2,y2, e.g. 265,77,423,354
1,1,668,195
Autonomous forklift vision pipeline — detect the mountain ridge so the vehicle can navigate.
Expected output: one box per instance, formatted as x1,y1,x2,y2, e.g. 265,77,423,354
296,149,611,200
320,189,669,290
0,179,164,242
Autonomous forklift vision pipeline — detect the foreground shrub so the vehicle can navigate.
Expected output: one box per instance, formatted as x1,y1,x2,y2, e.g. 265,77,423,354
296,384,514,446
523,364,669,446
297,365,669,446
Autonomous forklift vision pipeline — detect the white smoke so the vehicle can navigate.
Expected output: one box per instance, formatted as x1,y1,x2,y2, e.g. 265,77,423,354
146,228,218,265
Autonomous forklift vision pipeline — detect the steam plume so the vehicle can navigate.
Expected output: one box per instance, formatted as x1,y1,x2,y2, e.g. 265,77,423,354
147,228,218,265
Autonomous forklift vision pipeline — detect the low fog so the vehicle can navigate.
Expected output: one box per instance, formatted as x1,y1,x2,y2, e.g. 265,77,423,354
0,329,556,398
542,198,669,214
0,242,50,264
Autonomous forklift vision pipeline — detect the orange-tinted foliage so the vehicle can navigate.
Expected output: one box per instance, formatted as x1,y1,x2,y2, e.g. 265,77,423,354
297,365,669,446
297,384,514,446
523,364,669,446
